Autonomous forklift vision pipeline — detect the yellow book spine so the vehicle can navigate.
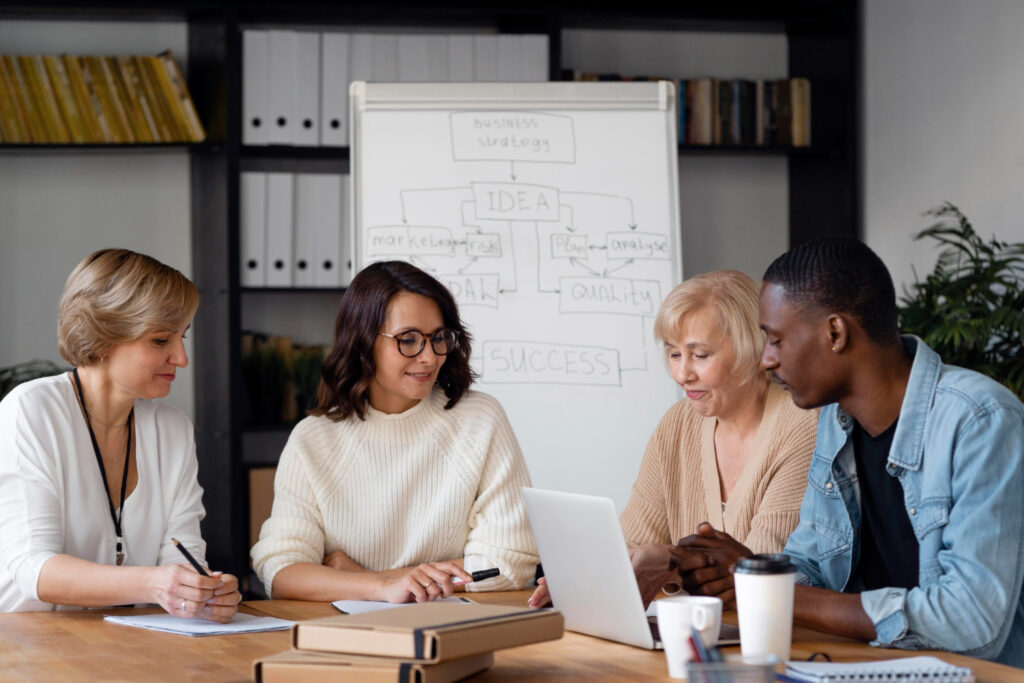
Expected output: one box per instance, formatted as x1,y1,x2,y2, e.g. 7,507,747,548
158,50,205,142
144,55,188,141
26,55,71,142
116,57,159,142
43,55,88,143
97,56,134,143
0,56,28,142
82,56,128,142
109,56,153,143
8,56,47,142
61,55,104,142
132,56,175,141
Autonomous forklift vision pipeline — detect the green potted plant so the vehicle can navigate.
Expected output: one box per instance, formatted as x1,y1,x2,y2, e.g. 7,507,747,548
898,202,1024,401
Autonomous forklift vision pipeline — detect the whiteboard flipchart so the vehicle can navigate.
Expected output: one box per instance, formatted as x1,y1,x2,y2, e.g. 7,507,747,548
351,81,681,510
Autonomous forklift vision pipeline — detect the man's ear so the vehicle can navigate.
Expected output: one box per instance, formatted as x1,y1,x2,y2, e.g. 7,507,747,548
826,314,849,353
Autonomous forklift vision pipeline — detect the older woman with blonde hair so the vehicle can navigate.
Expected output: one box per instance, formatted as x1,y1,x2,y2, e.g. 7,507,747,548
0,249,240,621
530,269,818,608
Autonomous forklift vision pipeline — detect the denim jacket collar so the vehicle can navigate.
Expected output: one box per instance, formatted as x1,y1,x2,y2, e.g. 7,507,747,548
831,335,937,473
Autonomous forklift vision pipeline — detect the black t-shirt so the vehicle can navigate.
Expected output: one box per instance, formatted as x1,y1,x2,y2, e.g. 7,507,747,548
851,418,920,591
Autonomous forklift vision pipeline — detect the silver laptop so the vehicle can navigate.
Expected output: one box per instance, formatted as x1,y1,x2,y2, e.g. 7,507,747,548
522,487,740,649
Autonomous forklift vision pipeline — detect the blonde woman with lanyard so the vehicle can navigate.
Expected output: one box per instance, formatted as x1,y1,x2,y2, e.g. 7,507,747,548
0,249,240,620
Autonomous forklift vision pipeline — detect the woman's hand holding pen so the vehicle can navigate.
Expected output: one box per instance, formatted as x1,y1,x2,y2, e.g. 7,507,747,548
378,561,473,604
148,563,232,620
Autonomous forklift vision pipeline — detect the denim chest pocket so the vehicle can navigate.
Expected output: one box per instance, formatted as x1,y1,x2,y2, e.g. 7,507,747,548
908,499,949,541
910,499,950,583
807,456,839,496
806,458,852,559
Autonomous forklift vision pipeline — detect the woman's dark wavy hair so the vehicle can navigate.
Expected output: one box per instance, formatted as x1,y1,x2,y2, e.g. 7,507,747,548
310,260,475,421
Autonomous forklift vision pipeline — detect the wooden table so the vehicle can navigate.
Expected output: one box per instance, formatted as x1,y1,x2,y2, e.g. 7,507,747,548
0,591,1019,682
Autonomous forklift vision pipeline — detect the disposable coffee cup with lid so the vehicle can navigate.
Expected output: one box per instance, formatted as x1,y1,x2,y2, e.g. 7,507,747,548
734,553,797,661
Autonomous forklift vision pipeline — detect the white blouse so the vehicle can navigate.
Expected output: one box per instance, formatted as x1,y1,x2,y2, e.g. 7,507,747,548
0,373,207,612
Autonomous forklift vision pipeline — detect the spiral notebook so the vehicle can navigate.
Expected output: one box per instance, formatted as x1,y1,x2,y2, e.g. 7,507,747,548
785,656,973,682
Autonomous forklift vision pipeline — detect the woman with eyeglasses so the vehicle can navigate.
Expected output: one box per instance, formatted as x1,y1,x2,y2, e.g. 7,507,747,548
251,260,538,603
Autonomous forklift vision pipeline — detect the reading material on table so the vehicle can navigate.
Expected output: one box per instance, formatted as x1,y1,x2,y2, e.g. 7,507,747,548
104,611,293,636
332,595,471,614
785,655,973,682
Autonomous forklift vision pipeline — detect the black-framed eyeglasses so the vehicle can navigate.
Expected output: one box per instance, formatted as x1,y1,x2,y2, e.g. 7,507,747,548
379,328,460,358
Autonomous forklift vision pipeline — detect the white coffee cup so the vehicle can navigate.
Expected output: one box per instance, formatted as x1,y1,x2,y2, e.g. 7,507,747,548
733,553,797,661
657,595,722,679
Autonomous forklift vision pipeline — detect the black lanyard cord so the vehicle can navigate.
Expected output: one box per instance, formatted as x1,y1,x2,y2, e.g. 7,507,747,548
72,368,132,561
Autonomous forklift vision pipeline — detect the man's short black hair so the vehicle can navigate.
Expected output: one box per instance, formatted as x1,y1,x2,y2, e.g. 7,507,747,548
763,236,900,345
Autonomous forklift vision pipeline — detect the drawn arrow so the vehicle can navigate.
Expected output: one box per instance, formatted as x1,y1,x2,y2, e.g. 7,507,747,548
603,259,634,277
569,257,600,277
456,257,478,274
562,191,636,226
510,162,517,181
588,245,607,250
559,204,576,232
460,201,482,234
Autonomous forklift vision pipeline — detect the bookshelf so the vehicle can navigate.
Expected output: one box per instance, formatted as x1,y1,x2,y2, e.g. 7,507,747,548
2,1,860,586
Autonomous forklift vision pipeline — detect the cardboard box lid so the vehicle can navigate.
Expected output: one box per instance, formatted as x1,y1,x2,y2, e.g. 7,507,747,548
254,649,495,683
293,602,564,662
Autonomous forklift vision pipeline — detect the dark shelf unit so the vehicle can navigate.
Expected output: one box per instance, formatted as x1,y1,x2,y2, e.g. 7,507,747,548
7,1,860,580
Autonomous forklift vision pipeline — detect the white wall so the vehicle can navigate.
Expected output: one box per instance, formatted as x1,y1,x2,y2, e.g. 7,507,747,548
0,20,194,417
863,0,1024,294
562,29,789,281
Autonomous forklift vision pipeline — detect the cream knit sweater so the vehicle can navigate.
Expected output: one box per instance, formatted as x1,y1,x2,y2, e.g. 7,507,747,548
620,382,818,554
251,388,538,595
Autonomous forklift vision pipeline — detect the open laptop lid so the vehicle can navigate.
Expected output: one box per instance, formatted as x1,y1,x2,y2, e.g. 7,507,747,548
522,487,657,649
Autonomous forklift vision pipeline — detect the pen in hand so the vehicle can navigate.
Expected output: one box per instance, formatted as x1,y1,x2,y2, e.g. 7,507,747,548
452,567,501,585
171,537,210,577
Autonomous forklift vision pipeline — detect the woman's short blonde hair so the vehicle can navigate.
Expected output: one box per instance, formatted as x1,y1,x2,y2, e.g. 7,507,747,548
653,269,767,383
57,249,198,367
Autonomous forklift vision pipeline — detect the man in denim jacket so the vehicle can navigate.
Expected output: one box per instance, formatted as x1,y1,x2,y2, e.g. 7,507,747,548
676,236,1024,666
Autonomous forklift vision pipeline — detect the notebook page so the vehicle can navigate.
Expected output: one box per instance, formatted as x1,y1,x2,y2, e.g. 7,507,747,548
787,656,973,682
103,611,293,636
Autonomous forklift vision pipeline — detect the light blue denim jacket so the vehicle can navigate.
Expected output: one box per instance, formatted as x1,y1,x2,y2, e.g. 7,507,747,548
783,336,1024,666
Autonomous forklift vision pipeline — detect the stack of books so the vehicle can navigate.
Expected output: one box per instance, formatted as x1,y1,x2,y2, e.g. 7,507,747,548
566,71,811,147
678,77,811,147
0,51,204,144
254,601,564,682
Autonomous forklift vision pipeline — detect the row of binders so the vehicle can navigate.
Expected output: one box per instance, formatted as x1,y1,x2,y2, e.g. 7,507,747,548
243,30,549,147
254,601,564,682
679,77,811,147
241,172,352,289
0,52,204,144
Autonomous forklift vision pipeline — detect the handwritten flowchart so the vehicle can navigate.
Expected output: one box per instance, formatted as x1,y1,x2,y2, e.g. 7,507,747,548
363,111,675,387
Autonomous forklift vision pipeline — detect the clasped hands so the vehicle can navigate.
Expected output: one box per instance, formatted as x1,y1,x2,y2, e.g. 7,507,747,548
153,563,241,623
527,522,751,609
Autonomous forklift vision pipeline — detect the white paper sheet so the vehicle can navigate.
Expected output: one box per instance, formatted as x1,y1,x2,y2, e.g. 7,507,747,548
332,596,472,615
103,611,293,636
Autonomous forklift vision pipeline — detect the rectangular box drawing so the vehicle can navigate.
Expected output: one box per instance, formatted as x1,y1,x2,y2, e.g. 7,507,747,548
551,233,588,259
450,112,575,163
605,231,671,260
441,273,500,308
471,182,560,221
482,340,621,386
466,233,503,258
366,225,455,256
559,277,661,317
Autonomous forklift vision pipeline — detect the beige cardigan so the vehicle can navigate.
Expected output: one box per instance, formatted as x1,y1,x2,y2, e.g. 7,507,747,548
620,381,819,554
